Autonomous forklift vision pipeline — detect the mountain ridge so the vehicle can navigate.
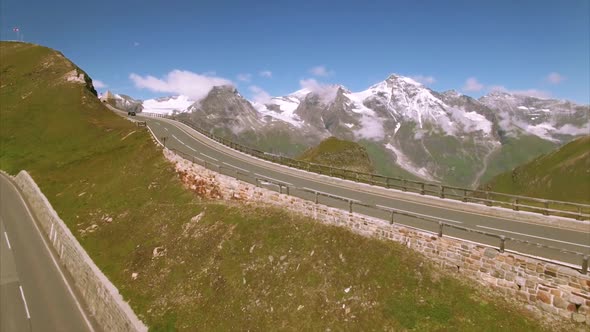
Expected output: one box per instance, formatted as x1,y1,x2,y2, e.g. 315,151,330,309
115,73,589,187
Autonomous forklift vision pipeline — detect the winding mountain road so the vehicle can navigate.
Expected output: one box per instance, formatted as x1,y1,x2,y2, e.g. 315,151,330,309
0,175,95,332
114,107,590,267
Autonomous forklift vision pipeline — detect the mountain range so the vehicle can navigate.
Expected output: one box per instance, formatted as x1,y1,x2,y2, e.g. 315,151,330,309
105,74,589,188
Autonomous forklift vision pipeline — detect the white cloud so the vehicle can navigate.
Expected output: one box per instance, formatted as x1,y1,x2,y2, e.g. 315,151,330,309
93,80,107,89
546,72,565,84
237,73,252,82
309,65,333,77
354,115,384,140
259,70,272,78
129,70,232,101
410,75,436,85
133,41,140,47
249,85,272,104
462,77,484,92
489,85,552,99
299,78,339,103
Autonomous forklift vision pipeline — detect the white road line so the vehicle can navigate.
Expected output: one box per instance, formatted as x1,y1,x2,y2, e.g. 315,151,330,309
223,162,250,174
303,187,359,203
200,153,218,162
476,225,590,248
19,286,31,319
186,145,197,152
164,127,169,131
256,174,293,186
4,231,11,249
376,204,463,224
0,176,96,332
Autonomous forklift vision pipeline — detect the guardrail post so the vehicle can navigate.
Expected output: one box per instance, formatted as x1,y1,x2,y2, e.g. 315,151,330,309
485,191,492,206
582,256,589,275
315,192,319,204
279,186,282,194
420,183,425,195
386,177,391,189
255,178,259,187
286,186,290,196
463,189,468,202
499,236,506,253
438,222,443,237
390,211,395,224
578,206,583,221
543,201,549,216
513,199,519,211
348,200,353,214
402,179,407,192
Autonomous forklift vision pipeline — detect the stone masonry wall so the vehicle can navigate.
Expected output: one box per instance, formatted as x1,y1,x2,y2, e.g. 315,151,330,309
13,171,147,332
166,149,590,326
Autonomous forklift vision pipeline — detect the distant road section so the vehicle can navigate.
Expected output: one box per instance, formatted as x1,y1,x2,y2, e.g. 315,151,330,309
0,175,94,332
111,108,589,266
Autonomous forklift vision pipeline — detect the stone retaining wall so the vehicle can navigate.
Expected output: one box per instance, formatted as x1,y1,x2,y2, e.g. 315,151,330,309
166,149,590,326
13,171,147,332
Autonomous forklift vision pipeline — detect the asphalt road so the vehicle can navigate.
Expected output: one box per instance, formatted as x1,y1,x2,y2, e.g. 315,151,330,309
0,175,95,332
123,110,589,267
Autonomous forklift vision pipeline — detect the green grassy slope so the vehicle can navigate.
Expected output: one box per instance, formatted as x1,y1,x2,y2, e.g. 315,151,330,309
482,136,590,204
0,42,548,331
298,137,375,173
480,135,558,185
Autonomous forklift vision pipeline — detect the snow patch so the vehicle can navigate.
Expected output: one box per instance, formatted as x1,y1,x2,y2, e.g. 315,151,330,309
142,95,194,115
385,143,433,180
253,101,304,128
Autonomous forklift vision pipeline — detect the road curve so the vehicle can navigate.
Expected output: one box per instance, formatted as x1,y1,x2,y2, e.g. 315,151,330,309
0,175,95,332
118,109,589,266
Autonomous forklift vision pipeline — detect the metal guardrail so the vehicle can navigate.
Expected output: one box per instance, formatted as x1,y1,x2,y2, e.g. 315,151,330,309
167,146,589,274
152,116,590,221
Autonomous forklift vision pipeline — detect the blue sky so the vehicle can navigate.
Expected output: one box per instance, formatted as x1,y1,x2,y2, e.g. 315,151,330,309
1,0,589,103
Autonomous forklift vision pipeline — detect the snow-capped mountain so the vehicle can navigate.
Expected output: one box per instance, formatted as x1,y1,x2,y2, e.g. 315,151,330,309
120,74,588,187
479,92,589,142
142,95,195,115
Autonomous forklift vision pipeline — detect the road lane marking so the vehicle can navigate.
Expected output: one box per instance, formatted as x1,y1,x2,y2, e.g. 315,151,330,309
256,174,292,186
164,127,169,131
200,153,218,162
304,187,359,203
4,231,11,249
223,162,250,174
476,225,590,248
0,176,96,332
146,125,164,147
19,286,31,319
376,204,463,224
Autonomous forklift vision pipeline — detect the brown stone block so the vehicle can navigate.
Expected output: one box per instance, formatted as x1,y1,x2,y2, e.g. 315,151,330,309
537,290,552,304
550,289,561,297
553,296,568,309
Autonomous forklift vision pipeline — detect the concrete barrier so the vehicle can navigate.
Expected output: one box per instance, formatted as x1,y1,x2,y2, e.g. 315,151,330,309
13,171,147,332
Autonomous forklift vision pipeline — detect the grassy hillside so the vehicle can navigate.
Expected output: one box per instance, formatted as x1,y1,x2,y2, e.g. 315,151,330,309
482,136,590,204
298,137,375,173
0,42,548,331
480,135,558,185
